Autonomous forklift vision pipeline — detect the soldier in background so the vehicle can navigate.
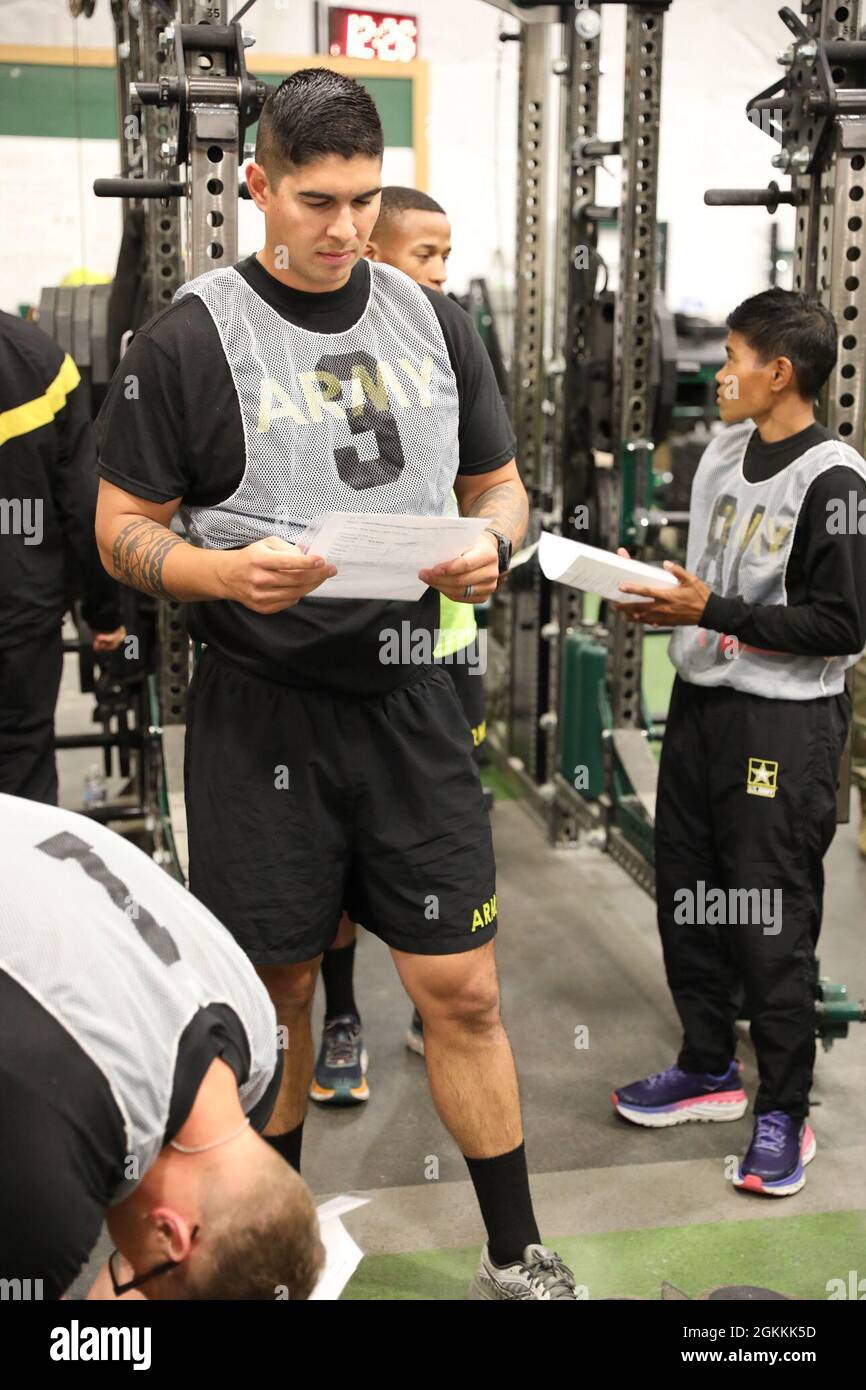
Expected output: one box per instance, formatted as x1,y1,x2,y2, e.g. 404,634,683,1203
0,310,125,804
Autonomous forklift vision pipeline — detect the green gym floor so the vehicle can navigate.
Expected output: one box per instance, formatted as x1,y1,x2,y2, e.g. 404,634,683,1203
55,637,866,1302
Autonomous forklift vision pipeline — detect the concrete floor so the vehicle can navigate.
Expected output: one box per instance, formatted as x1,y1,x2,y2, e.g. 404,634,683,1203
55,644,866,1297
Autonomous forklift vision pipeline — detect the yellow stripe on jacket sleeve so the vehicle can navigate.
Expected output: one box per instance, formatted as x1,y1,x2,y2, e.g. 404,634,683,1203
0,354,82,448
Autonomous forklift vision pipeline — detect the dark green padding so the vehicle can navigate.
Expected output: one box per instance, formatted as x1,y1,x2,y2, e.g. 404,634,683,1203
559,630,607,797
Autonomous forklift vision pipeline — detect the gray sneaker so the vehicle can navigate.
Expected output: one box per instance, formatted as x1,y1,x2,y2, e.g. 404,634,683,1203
405,1008,425,1057
467,1243,578,1300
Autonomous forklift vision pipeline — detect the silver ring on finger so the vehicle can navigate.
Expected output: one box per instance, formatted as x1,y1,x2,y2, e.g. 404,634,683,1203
464,583,474,599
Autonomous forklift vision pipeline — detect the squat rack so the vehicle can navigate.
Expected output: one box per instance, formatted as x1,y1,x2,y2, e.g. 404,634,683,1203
706,0,866,823
483,0,866,1043
43,0,268,877
486,1,866,890
484,0,674,896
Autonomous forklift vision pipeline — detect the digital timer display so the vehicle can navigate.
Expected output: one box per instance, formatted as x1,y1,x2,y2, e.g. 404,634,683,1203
328,8,419,64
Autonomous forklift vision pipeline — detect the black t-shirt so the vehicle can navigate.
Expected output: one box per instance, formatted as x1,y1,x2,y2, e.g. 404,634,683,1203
95,255,516,695
0,969,280,1211
0,968,280,1295
700,421,866,656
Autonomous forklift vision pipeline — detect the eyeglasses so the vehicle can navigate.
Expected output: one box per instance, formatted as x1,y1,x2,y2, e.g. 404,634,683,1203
108,1225,200,1297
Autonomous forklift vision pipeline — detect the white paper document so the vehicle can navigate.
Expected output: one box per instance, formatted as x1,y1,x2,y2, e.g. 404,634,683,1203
309,1195,369,1302
296,512,489,600
538,531,678,605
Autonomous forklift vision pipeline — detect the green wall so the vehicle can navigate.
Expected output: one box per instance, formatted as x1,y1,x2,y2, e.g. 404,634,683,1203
0,63,413,145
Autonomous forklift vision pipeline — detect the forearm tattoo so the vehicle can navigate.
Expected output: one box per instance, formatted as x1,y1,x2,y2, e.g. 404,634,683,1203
466,480,529,546
111,518,184,600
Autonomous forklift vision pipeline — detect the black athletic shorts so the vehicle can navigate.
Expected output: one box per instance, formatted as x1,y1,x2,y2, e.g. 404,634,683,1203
440,639,487,760
184,648,498,964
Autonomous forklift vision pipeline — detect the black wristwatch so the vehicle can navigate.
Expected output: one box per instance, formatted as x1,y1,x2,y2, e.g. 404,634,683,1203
485,527,513,575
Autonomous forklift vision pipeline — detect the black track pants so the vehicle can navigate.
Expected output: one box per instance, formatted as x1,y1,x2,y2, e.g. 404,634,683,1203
0,628,64,805
655,675,849,1121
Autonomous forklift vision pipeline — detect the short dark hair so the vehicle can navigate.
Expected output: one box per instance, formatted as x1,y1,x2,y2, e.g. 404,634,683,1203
255,67,384,181
726,288,837,399
375,186,447,228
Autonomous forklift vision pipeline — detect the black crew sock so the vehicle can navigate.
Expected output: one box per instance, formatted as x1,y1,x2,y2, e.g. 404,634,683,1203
265,1121,304,1174
321,940,359,1022
464,1141,541,1267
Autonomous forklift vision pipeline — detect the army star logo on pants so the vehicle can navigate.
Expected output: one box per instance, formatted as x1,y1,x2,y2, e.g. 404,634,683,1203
746,757,779,799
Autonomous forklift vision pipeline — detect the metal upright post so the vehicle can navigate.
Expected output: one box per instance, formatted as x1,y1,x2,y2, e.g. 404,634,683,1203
607,3,668,732
798,0,866,820
182,0,241,282
140,7,185,322
591,1,670,890
511,23,551,491
152,2,241,733
508,19,553,781
804,1,866,451
546,5,603,815
110,0,141,224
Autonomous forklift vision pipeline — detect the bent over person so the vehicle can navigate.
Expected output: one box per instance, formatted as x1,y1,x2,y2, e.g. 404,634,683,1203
94,69,577,1299
0,794,322,1300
